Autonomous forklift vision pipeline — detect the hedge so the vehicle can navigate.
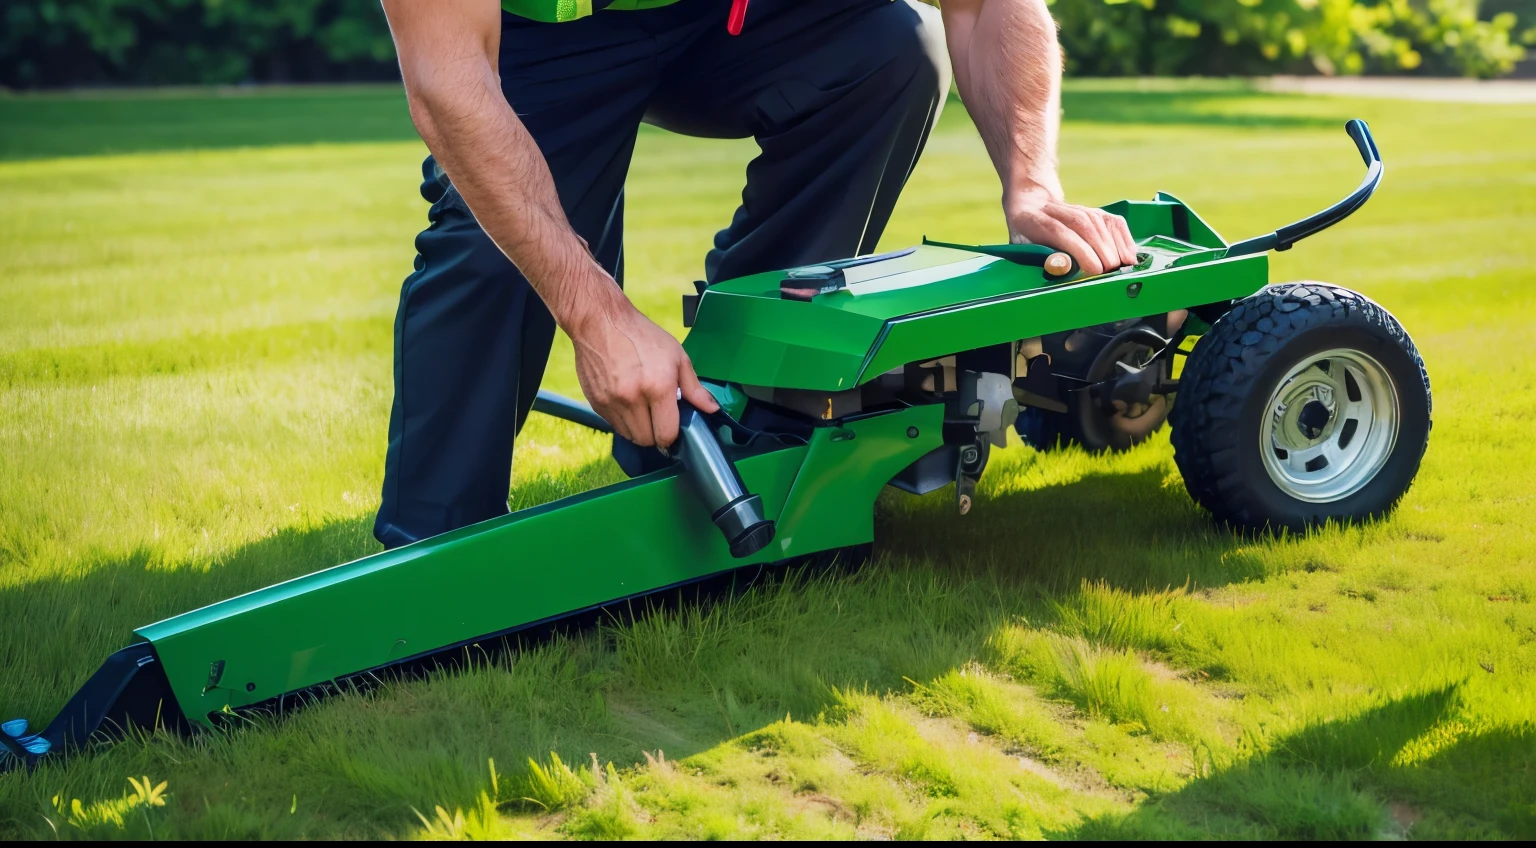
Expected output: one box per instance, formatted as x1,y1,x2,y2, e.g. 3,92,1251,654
1,0,1530,88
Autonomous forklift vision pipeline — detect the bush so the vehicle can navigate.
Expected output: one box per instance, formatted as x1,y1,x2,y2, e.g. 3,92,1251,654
0,0,1529,88
0,0,396,87
1052,0,1530,78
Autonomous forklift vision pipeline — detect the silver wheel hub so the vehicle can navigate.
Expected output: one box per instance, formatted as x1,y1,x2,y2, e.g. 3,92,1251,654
1259,349,1399,503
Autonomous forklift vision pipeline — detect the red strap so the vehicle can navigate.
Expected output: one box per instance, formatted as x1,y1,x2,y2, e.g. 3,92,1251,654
727,0,749,35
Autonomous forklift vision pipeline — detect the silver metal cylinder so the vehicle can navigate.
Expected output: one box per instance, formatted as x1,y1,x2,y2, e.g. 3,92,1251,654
675,403,776,559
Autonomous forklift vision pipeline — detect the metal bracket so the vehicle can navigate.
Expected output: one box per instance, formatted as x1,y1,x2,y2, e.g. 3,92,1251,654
1013,354,1068,413
955,437,990,516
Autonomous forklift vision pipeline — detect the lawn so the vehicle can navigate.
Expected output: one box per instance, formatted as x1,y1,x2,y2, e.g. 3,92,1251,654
0,80,1532,839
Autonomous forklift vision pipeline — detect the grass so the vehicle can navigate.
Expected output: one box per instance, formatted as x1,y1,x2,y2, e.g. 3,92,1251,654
0,80,1533,839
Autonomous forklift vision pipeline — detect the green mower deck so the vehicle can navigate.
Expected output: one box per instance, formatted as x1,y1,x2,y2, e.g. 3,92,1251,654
3,120,1431,770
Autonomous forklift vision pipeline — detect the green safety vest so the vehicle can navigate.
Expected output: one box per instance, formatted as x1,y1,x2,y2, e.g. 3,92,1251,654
501,0,683,23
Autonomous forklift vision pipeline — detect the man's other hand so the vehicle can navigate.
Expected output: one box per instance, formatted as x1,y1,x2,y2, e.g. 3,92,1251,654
570,303,719,450
1005,186,1138,277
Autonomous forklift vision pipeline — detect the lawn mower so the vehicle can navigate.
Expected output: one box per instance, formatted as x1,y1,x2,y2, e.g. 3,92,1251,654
3,120,1431,768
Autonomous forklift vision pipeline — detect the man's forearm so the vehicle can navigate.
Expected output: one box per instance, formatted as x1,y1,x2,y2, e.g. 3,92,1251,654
942,0,1062,200
379,0,715,448
404,62,626,335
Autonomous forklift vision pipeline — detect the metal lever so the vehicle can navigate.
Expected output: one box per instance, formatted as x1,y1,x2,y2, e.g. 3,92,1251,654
673,402,776,558
955,438,989,516
531,390,612,433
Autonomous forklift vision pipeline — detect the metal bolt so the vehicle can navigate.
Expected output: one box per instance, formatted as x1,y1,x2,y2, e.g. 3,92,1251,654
246,682,256,692
958,494,972,515
1126,282,1143,298
907,426,919,439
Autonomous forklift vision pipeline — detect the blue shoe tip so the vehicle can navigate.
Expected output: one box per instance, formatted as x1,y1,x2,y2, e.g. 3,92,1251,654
1,719,28,737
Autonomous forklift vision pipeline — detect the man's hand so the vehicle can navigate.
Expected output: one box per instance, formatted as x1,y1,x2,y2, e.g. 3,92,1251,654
569,296,719,449
942,0,1137,275
1006,185,1138,276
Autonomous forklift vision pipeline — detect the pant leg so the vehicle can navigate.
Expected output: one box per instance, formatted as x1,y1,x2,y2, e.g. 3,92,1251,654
374,13,661,548
644,0,951,282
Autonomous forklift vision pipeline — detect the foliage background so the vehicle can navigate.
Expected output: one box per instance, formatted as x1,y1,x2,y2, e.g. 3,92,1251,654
1055,0,1531,77
1,0,1531,88
0,0,398,88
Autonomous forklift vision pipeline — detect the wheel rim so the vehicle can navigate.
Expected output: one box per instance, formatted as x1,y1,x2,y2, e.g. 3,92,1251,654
1258,348,1399,503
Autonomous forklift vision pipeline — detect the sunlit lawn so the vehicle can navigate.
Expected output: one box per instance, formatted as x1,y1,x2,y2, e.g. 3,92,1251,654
0,80,1532,838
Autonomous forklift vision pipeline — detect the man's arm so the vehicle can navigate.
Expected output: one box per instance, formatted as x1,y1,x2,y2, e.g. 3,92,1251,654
940,0,1137,275
379,0,717,449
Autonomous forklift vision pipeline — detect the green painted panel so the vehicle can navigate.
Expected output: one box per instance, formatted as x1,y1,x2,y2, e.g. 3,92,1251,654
684,199,1258,392
687,245,1266,392
698,245,1029,324
1096,198,1225,249
686,248,1061,390
1153,192,1228,247
857,254,1268,381
137,406,942,727
141,448,804,725
775,405,944,557
703,380,749,419
683,285,884,391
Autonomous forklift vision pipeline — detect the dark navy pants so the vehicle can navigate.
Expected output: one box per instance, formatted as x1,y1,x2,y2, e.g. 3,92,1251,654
374,0,950,548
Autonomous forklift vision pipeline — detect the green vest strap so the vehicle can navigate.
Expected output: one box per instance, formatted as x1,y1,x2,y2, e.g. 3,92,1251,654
501,0,681,22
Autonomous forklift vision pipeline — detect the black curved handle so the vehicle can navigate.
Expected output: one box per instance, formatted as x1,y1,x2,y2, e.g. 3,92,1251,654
1226,119,1384,258
673,401,776,559
531,390,613,433
1345,117,1381,166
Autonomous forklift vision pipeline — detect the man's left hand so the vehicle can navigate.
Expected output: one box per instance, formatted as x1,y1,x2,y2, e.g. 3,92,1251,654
1005,186,1138,276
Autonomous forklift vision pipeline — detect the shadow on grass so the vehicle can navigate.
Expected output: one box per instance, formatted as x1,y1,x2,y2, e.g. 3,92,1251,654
1057,684,1536,839
1402,723,1536,838
879,463,1255,593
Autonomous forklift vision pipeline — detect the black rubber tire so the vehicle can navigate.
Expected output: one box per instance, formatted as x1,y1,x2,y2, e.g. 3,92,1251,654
1169,282,1431,532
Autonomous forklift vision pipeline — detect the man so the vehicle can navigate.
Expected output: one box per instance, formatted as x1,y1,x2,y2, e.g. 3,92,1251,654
373,0,1136,549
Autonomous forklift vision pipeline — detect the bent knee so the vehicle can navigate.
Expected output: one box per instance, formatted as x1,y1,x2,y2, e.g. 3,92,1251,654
869,0,952,103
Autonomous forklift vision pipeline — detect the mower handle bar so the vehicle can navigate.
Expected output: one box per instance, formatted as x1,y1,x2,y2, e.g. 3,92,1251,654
1225,119,1383,258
